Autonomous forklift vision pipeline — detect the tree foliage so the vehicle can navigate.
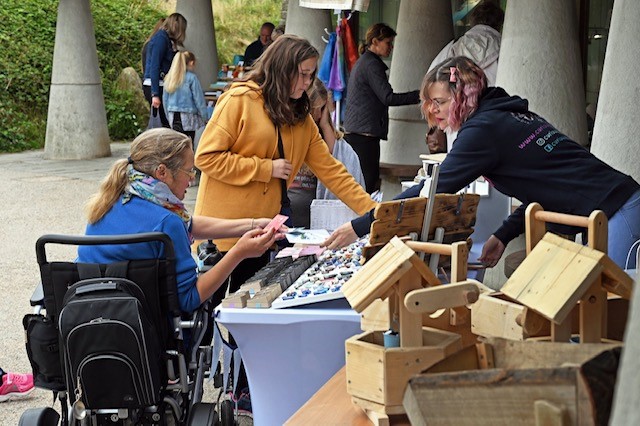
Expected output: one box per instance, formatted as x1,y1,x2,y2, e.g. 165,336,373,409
0,0,282,152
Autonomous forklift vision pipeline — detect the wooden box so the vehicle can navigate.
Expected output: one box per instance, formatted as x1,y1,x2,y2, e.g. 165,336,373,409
345,326,461,412
403,337,621,425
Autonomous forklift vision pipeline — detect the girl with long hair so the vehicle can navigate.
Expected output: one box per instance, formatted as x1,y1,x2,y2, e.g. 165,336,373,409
194,34,376,290
163,51,208,142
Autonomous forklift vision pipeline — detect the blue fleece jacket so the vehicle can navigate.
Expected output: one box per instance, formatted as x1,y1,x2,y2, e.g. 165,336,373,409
352,87,639,243
77,196,201,313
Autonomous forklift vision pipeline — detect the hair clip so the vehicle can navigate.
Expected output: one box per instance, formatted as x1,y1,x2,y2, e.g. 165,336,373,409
449,67,457,83
127,156,134,164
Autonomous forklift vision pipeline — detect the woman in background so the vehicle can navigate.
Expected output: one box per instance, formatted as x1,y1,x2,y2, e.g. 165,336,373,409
289,79,365,228
342,22,420,193
143,13,187,128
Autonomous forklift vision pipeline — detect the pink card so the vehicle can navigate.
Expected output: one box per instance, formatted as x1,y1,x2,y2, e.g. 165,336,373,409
265,214,288,232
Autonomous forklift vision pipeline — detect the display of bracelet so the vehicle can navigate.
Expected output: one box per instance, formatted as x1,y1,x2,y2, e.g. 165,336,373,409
271,238,366,309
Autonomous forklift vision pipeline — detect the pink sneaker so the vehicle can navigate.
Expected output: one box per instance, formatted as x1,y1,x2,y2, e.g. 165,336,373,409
0,372,35,402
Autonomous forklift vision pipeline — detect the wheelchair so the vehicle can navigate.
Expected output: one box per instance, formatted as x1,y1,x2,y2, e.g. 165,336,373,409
20,232,219,426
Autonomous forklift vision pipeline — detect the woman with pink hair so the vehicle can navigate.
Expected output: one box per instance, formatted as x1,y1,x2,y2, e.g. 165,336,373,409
327,56,640,270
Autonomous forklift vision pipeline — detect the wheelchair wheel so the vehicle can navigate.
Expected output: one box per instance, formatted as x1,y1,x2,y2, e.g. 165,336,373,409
219,399,236,426
187,402,219,426
19,407,60,426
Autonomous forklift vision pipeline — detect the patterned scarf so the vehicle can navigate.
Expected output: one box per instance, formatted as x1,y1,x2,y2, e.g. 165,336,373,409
123,165,193,242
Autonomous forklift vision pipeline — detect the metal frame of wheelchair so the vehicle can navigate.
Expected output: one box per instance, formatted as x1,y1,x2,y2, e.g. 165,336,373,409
19,233,220,426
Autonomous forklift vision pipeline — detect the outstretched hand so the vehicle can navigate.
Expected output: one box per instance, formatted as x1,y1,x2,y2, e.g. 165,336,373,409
478,235,506,268
272,158,293,180
254,218,288,240
235,227,277,258
321,222,358,250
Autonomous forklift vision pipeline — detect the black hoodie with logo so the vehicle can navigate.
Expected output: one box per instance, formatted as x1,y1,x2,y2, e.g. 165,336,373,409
352,87,639,243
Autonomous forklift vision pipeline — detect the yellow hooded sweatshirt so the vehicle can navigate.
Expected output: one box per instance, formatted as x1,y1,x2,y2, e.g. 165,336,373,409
194,81,377,251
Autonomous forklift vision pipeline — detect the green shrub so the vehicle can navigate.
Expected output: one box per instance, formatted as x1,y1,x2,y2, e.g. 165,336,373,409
0,0,282,152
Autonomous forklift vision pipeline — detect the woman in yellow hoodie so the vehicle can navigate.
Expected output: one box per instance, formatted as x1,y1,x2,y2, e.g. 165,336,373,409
194,34,377,293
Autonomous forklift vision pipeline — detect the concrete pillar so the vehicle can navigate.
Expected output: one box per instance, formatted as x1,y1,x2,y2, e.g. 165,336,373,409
496,0,587,146
286,2,333,57
590,0,640,182
45,0,110,160
380,0,453,198
176,0,218,87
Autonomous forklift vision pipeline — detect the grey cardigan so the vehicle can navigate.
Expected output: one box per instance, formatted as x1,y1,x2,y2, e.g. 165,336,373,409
343,50,419,140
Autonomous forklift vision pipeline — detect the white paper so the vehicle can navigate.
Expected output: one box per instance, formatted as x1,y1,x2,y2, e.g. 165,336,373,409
285,229,331,245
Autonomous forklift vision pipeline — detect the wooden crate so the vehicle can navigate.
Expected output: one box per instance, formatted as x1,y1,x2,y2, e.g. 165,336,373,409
345,327,461,411
403,337,621,425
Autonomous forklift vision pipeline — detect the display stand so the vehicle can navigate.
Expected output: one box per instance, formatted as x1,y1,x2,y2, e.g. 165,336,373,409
214,306,361,426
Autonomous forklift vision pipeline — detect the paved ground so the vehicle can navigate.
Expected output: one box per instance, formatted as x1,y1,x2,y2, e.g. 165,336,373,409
0,143,241,423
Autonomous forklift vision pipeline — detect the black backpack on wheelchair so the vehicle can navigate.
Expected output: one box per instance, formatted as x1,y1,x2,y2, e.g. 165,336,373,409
20,233,219,426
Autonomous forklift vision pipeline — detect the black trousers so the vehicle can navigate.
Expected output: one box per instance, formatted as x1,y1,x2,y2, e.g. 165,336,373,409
344,133,381,194
143,85,170,128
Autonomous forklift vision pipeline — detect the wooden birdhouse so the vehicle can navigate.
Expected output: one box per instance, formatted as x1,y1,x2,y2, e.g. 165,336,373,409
501,232,633,343
342,236,481,420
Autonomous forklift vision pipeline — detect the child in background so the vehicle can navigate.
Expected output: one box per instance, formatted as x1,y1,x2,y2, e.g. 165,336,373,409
288,79,366,228
163,51,208,143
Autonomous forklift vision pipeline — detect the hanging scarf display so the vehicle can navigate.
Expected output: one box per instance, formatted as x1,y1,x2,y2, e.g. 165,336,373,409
318,32,337,85
123,165,193,241
328,25,347,102
341,17,359,72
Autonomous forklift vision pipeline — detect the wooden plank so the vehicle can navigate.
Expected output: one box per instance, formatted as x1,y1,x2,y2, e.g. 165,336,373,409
579,279,605,343
398,269,424,347
361,299,392,332
404,281,480,315
476,342,494,369
502,233,604,323
471,293,528,341
526,203,547,254
343,239,415,312
551,319,572,343
587,210,608,252
369,198,428,245
450,241,468,283
426,194,480,241
484,337,620,370
405,367,580,425
534,400,570,426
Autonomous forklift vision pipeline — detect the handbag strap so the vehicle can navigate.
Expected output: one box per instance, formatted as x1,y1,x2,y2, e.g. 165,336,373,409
277,128,291,209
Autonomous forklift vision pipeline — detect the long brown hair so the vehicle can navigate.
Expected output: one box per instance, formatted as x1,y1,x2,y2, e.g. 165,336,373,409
85,129,192,223
243,34,318,127
163,13,187,47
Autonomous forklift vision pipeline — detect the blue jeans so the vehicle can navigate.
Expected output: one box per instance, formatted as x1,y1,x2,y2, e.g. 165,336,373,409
608,189,640,269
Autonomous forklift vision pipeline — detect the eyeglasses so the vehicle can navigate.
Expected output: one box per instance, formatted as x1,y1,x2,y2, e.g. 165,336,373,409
430,97,451,111
177,167,197,179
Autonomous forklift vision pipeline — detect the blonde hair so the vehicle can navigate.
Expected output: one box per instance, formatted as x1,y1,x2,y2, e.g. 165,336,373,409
164,51,196,93
85,128,193,223
308,79,343,139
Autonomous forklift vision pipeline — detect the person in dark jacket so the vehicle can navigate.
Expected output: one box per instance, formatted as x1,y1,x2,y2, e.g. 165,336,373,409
343,23,420,193
243,22,275,67
325,56,640,270
143,13,187,128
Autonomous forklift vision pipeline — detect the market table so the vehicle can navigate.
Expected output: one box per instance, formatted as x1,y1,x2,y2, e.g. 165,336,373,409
215,303,362,426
